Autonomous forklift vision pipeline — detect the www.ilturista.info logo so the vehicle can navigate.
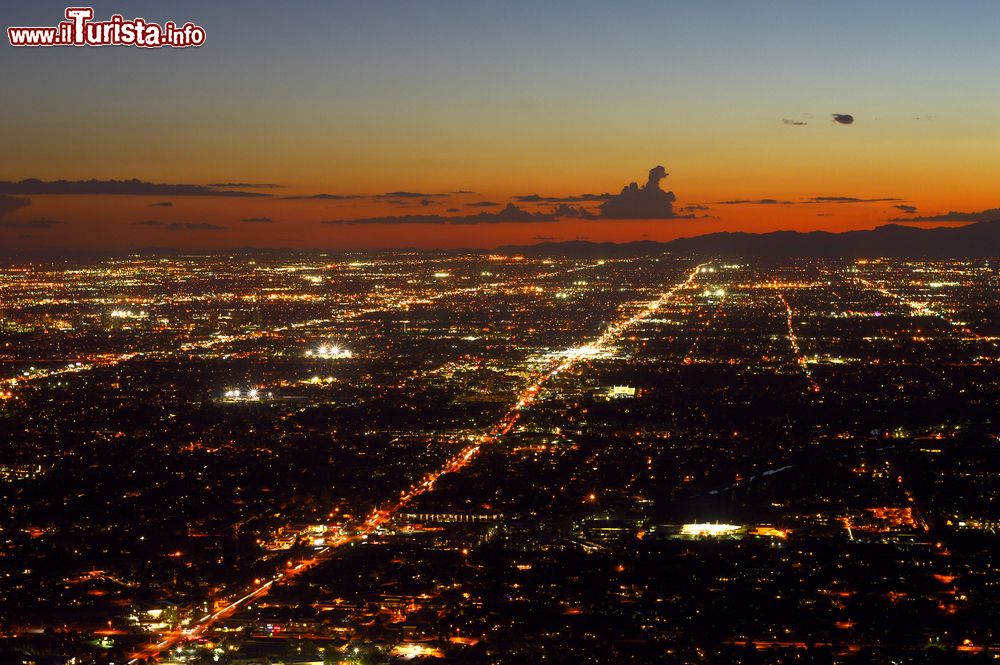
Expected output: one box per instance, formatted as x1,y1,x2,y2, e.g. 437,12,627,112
8,7,205,48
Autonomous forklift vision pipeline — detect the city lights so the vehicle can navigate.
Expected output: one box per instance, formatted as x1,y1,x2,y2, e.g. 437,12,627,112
1,253,997,664
306,344,353,359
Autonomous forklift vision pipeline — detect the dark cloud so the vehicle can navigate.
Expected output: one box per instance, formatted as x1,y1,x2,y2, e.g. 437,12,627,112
2,218,65,229
450,204,557,224
240,217,274,223
679,204,710,212
808,196,902,203
284,191,451,201
322,203,557,226
446,208,460,213
713,199,794,205
514,193,610,203
281,193,363,200
207,183,281,189
382,198,437,207
0,195,32,219
782,118,807,126
149,201,173,208
466,201,501,207
164,222,227,231
832,114,854,125
713,196,901,205
599,166,678,219
552,204,598,219
323,216,446,226
0,178,269,197
451,190,478,195
889,208,1000,223
893,204,918,214
377,191,450,199
129,220,165,226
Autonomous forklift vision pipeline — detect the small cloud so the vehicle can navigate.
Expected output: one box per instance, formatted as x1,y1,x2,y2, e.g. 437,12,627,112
893,204,918,214
130,220,166,226
445,208,460,213
420,199,434,207
679,204,710,212
808,196,902,203
466,201,501,208
149,201,173,208
533,235,554,241
0,195,31,219
164,222,227,231
2,218,65,229
451,190,478,195
207,182,281,189
281,193,363,200
240,217,274,223
782,118,807,126
713,199,794,205
377,191,450,199
832,113,854,125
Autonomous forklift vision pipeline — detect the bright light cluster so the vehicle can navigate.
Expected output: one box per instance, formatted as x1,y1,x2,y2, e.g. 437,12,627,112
110,309,148,318
223,388,260,400
681,523,742,537
306,344,353,359
563,344,601,359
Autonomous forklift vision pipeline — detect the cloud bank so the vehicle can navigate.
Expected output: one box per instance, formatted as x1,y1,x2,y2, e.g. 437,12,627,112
0,179,269,197
281,193,364,200
890,208,1000,223
514,193,611,203
807,196,901,203
323,203,557,226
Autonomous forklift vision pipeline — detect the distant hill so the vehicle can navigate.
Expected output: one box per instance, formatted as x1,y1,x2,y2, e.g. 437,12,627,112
499,220,1000,258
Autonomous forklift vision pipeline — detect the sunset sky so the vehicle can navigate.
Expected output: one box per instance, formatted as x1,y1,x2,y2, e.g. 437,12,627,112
3,0,1000,250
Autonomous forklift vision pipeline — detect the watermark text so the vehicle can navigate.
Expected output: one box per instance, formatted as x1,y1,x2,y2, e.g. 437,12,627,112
8,7,205,48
